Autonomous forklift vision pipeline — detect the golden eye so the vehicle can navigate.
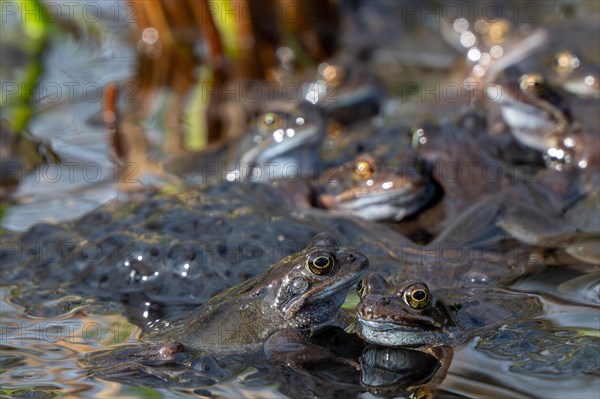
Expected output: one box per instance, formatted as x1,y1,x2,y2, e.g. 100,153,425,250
353,158,377,180
320,64,346,86
307,253,334,275
519,74,545,96
554,51,580,75
260,112,283,133
357,277,366,298
486,20,510,44
402,283,430,309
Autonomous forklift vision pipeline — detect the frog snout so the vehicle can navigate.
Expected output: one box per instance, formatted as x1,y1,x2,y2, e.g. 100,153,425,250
377,297,391,306
341,249,369,271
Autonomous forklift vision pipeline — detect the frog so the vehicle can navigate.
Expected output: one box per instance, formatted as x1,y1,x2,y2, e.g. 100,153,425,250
437,16,599,175
155,233,368,353
412,117,519,233
486,67,599,174
409,111,598,242
436,186,600,265
488,72,572,161
304,53,382,125
234,107,326,182
81,234,368,387
2,180,542,326
354,273,541,347
164,104,326,184
3,182,363,323
315,146,436,222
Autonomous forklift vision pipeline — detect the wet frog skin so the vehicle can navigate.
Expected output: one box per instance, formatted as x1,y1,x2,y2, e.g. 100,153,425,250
2,179,543,327
165,105,325,184
491,73,571,160
355,273,541,347
234,107,325,182
315,148,435,222
489,69,599,174
360,345,452,398
307,54,382,125
158,233,368,353
415,118,518,232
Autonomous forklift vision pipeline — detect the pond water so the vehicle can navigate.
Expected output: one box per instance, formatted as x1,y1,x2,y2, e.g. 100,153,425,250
1,1,599,398
2,266,598,398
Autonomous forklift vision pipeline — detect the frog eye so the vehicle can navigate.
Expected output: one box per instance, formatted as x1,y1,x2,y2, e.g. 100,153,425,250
353,158,378,180
306,253,335,275
259,112,284,133
554,51,580,74
357,278,366,298
319,63,346,87
519,74,545,96
402,283,430,310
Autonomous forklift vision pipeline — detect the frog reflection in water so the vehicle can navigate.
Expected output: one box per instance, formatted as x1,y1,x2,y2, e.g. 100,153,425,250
360,345,453,398
316,148,435,222
355,274,540,347
154,233,368,353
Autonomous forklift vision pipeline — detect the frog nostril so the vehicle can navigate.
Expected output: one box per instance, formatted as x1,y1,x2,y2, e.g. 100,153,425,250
378,297,390,305
348,254,355,260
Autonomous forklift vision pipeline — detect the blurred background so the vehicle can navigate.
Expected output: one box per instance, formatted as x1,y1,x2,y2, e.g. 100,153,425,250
2,0,599,230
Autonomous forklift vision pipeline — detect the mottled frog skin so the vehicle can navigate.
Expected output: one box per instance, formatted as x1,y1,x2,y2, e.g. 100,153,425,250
355,274,541,347
165,105,325,184
158,233,368,353
1,182,538,325
315,147,435,222
492,72,571,156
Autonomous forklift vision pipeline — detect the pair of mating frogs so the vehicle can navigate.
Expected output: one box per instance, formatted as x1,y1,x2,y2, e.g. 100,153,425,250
145,232,538,353
81,232,540,392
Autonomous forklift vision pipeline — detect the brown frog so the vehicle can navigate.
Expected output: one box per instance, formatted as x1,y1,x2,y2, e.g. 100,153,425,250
155,233,369,354
81,233,369,385
355,273,541,347
315,148,434,222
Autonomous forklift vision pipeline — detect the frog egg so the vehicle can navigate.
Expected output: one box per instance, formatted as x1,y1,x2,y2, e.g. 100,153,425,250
167,244,201,279
465,271,489,284
125,257,160,283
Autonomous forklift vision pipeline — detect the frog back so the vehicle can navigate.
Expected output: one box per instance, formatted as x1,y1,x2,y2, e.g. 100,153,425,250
438,287,542,342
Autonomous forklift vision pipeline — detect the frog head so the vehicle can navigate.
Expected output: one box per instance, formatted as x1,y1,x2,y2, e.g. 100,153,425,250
237,108,325,182
255,233,369,329
317,150,434,221
356,274,454,346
